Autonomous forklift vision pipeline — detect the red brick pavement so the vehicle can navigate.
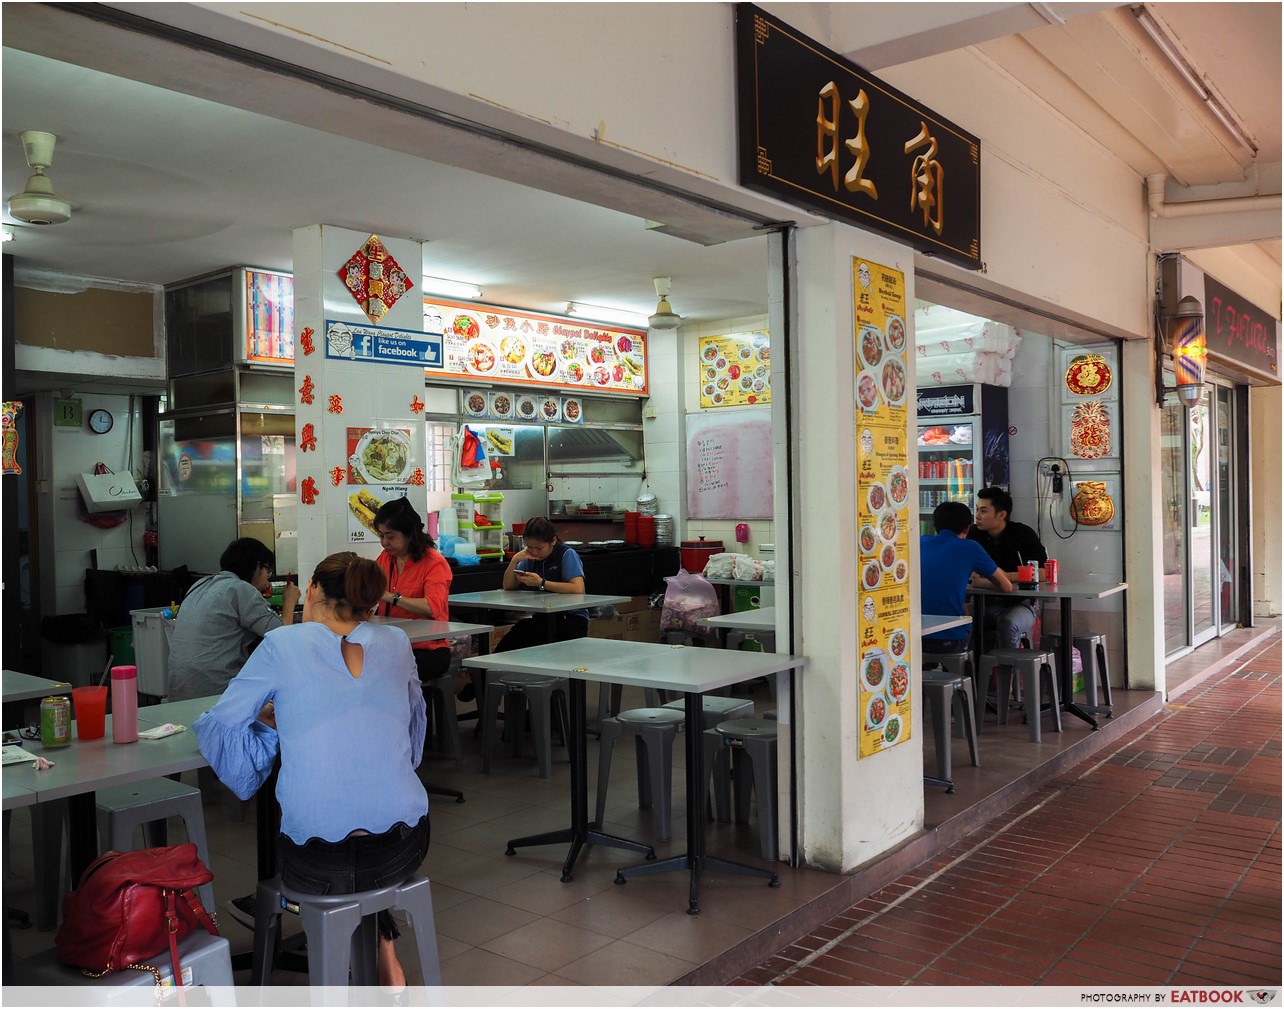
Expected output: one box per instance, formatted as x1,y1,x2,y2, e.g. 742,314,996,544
735,637,1282,987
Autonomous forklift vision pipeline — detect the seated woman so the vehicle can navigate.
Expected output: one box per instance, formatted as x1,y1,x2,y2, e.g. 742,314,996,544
494,516,589,653
194,552,429,988
372,496,453,683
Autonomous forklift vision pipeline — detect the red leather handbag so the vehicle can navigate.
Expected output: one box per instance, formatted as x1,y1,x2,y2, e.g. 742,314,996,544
55,843,219,986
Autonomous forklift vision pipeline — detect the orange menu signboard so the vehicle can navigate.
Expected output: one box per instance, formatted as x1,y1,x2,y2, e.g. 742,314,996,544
853,256,912,759
424,298,648,395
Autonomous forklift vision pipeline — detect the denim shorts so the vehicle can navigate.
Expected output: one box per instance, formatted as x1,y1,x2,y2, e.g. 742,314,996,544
278,816,430,940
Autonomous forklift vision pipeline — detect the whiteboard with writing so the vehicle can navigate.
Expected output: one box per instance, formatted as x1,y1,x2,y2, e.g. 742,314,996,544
686,410,774,519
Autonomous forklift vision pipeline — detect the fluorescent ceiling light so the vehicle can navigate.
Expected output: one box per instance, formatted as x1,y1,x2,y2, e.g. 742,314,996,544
422,275,482,300
566,301,649,328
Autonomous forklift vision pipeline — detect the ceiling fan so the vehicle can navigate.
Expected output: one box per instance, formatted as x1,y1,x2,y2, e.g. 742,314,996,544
648,276,682,330
8,131,72,225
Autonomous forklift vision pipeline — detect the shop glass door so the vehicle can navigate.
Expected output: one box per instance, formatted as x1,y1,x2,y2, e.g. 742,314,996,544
1216,385,1239,629
1189,388,1215,644
1160,398,1189,653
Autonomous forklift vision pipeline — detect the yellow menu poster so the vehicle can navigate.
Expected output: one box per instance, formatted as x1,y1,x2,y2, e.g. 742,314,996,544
697,332,772,408
853,257,912,758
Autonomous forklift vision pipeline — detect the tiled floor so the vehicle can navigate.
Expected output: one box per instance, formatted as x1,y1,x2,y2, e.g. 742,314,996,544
734,635,1282,988
5,625,1276,990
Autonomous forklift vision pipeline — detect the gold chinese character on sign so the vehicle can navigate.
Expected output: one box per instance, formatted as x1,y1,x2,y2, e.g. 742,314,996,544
816,83,878,199
905,123,944,235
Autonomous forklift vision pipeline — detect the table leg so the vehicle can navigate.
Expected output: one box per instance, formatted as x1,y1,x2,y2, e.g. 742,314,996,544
66,792,98,882
1057,598,1099,729
504,678,653,881
614,690,779,914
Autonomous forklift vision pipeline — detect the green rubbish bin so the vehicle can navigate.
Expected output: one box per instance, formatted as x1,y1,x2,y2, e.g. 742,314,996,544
108,626,135,666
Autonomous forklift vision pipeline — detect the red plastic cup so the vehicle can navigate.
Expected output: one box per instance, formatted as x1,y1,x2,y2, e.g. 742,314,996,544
638,515,656,547
71,685,108,740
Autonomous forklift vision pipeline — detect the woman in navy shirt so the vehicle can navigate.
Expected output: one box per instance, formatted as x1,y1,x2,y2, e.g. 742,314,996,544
495,516,589,651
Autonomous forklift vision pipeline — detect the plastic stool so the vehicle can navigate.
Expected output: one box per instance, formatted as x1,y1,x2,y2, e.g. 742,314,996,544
96,778,214,912
660,695,754,729
979,648,1061,742
702,718,779,860
481,672,569,778
921,670,979,791
420,668,463,760
1043,633,1113,710
251,875,440,987
921,646,978,734
595,708,684,841
14,929,234,993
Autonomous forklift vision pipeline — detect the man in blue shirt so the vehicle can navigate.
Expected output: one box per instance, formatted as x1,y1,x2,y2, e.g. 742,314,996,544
920,500,1012,654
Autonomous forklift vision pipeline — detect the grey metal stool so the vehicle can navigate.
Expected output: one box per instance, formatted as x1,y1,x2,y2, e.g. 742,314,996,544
660,695,754,729
251,875,441,987
1043,632,1113,713
921,670,979,792
15,929,234,992
481,671,569,778
979,648,1061,742
96,778,214,912
595,707,684,841
702,718,779,861
922,645,979,733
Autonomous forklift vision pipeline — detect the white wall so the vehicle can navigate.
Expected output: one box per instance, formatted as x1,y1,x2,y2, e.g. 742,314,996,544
34,392,150,617
1249,384,1283,618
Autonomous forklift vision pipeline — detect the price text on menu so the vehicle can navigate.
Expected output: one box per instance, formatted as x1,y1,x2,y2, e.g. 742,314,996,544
853,257,913,758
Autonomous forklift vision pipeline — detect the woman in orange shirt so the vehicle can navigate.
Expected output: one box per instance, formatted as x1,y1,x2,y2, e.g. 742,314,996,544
373,497,453,683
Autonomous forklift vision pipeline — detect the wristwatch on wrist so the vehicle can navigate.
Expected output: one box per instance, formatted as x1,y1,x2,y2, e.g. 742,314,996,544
538,579,546,592
392,592,401,608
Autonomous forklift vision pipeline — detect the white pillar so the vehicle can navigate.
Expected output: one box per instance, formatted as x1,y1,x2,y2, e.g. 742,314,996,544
293,226,430,583
792,222,923,871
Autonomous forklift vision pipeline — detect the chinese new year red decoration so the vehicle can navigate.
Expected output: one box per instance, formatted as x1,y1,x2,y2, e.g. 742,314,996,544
406,468,426,486
409,395,425,414
327,394,343,415
299,375,315,406
337,235,413,323
329,466,346,487
299,423,317,452
300,476,318,505
299,327,316,356
2,401,22,476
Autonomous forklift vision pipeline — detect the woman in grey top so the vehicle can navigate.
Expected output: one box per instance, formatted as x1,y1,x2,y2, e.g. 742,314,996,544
166,538,301,701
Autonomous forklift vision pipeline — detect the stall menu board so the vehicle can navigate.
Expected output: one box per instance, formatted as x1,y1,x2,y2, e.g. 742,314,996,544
424,298,648,395
698,332,772,408
345,425,418,544
245,270,295,365
853,257,912,758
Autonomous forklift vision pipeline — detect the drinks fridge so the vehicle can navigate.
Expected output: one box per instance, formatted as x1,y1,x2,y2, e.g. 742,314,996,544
915,383,1010,535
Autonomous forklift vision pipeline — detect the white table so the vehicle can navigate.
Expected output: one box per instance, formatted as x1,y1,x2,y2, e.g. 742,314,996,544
464,638,806,914
969,579,1128,728
449,589,630,619
3,696,214,878
922,614,972,636
3,670,73,704
369,617,495,648
700,607,776,633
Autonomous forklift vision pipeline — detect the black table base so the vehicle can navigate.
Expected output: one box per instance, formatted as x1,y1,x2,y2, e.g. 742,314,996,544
612,691,779,914
503,679,655,882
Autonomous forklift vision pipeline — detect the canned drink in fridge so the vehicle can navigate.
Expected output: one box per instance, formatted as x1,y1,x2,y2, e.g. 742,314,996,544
40,696,71,747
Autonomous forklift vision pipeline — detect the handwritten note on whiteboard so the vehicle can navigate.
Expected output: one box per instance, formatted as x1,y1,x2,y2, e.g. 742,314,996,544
686,410,773,519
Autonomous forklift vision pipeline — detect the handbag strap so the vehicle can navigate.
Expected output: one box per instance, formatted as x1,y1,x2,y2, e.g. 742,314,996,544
164,890,184,988
178,886,220,936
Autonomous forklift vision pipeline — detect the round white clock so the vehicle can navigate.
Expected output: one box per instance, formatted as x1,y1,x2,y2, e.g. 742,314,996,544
87,408,114,434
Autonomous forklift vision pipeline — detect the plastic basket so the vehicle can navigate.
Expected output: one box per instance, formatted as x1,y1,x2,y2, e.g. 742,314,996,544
130,608,175,697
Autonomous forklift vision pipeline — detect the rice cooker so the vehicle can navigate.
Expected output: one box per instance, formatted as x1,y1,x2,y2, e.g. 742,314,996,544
680,537,723,575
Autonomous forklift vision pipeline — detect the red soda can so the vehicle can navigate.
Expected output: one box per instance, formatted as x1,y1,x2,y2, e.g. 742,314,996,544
1043,559,1058,583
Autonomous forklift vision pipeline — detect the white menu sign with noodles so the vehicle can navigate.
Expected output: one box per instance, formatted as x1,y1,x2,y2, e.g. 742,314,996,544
852,257,913,759
424,298,648,396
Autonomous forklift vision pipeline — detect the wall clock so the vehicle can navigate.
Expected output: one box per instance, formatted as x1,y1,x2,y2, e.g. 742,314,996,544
87,408,114,434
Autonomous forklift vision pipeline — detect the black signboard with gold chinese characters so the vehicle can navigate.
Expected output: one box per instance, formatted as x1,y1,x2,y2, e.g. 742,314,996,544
736,3,982,270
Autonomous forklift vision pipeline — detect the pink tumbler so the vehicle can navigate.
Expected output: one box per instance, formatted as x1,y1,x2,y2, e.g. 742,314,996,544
111,665,139,744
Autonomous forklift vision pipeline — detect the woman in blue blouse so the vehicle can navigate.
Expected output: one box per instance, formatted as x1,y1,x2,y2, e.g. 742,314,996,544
495,516,589,651
195,551,428,988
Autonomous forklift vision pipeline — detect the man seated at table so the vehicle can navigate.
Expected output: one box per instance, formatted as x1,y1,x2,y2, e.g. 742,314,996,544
920,501,1012,655
967,486,1047,649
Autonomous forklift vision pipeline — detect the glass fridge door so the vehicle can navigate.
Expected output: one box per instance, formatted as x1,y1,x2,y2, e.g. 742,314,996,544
916,419,978,535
